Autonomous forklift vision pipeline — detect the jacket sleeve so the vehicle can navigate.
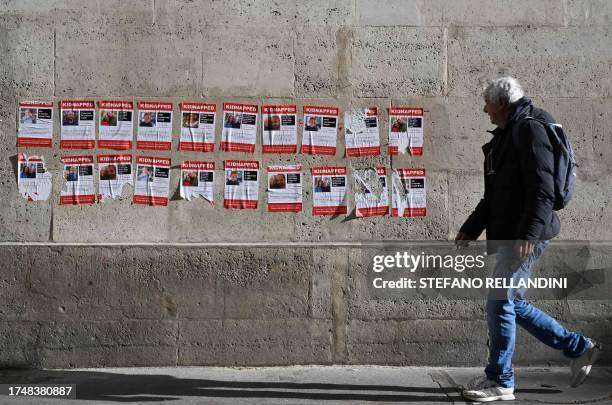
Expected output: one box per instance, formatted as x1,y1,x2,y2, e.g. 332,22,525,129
460,198,487,239
516,120,555,240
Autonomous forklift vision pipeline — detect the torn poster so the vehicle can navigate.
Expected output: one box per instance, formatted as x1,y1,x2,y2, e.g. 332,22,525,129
312,166,347,215
392,168,426,217
221,103,258,153
224,160,259,209
302,106,339,155
98,100,134,150
267,165,302,212
133,156,171,206
60,100,95,149
354,167,389,217
60,155,95,205
17,152,52,201
180,161,215,203
17,101,53,147
179,102,216,152
262,105,297,153
388,107,424,155
345,107,380,157
98,154,133,202
136,102,173,150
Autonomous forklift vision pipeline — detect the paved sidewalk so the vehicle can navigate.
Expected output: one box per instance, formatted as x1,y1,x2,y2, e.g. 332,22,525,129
0,366,610,404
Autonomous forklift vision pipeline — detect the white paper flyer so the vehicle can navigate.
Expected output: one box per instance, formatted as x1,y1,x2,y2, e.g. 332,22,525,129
133,156,171,206
60,100,96,149
17,152,52,201
224,159,259,209
180,161,215,203
267,165,302,212
392,168,427,217
17,101,53,147
312,166,347,215
98,154,133,202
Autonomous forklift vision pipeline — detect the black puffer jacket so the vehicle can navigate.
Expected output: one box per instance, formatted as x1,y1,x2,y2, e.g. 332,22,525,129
460,97,560,250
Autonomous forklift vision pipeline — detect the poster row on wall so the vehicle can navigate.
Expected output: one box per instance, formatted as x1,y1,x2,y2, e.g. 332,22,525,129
17,153,427,217
16,101,424,156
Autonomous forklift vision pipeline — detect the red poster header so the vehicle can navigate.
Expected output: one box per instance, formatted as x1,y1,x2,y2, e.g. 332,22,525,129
17,152,44,163
61,155,94,164
262,105,297,114
98,154,132,163
181,161,215,170
304,106,339,116
395,168,426,177
136,156,171,166
20,101,53,108
180,102,216,112
224,160,259,170
99,100,133,110
138,101,173,111
223,103,258,113
312,166,346,176
61,100,95,109
388,107,424,116
376,167,386,176
365,107,378,116
268,165,302,173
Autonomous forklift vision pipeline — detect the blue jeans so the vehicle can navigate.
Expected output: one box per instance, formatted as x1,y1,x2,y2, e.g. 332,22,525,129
485,240,591,388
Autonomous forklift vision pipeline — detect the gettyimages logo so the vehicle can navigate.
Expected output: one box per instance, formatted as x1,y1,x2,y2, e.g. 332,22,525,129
372,251,486,273
363,241,612,300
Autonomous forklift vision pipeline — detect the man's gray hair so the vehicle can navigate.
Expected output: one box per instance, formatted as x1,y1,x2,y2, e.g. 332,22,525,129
483,77,525,105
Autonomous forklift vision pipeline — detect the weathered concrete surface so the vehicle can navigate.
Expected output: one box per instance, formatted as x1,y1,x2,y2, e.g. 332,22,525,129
1,244,611,368
1,1,612,368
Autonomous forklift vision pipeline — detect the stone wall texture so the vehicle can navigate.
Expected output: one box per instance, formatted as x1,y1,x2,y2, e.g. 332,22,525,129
0,0,610,367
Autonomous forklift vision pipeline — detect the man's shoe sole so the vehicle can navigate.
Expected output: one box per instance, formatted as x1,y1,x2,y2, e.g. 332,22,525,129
461,393,516,402
571,343,602,388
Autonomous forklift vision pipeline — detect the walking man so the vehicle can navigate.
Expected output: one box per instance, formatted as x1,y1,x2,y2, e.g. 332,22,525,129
457,77,601,402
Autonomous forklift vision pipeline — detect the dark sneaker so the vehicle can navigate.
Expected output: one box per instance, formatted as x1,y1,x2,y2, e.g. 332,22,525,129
462,378,515,402
570,339,602,388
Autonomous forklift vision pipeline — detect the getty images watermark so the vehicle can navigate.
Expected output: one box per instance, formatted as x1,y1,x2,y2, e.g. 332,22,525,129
364,241,612,300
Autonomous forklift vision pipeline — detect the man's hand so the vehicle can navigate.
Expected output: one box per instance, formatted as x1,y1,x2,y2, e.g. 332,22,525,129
515,240,534,259
455,231,473,248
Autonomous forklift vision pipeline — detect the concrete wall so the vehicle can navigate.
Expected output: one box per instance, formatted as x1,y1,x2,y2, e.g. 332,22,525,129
1,0,611,367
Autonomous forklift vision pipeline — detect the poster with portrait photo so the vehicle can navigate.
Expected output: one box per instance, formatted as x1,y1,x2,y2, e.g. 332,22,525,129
388,107,424,155
312,166,347,215
136,102,173,150
392,168,426,217
98,100,134,150
60,155,95,204
262,105,297,153
224,160,259,209
267,165,302,212
302,106,339,155
354,167,389,217
133,156,171,206
345,107,381,157
98,154,133,202
60,100,95,149
17,152,52,201
180,161,215,203
221,103,258,153
17,101,54,147
179,103,216,152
